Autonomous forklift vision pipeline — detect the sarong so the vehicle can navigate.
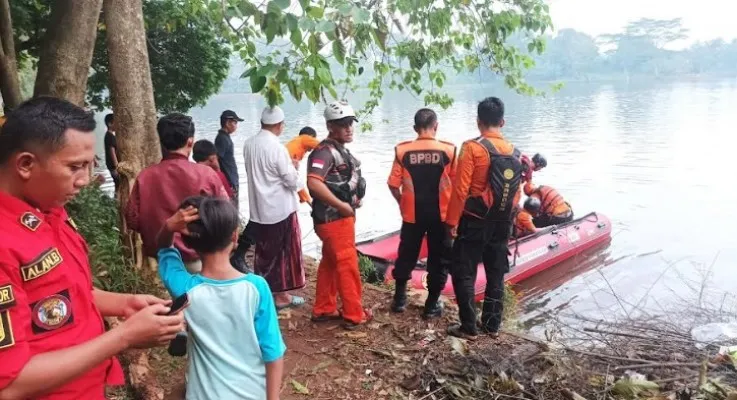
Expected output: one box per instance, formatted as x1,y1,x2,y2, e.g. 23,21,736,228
252,212,306,293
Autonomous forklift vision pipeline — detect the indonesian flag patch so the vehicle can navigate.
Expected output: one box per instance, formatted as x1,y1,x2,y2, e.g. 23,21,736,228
311,160,325,169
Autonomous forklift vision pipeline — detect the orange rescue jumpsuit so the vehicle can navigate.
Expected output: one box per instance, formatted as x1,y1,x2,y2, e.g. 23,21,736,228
446,131,523,335
306,139,367,324
514,209,537,238
523,182,572,227
286,134,320,203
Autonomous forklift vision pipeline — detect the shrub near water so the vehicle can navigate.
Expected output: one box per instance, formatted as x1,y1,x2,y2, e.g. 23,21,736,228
66,185,150,294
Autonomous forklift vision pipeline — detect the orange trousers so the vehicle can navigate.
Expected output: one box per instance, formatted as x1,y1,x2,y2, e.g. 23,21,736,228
313,217,364,323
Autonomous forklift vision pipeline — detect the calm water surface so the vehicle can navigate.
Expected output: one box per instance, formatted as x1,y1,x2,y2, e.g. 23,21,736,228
94,79,737,325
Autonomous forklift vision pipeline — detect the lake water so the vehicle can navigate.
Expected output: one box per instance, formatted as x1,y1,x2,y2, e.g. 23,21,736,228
94,79,737,325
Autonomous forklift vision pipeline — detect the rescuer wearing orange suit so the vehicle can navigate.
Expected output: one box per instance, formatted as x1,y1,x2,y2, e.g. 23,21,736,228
523,181,573,227
286,126,321,204
514,197,541,238
444,97,524,339
307,101,371,329
387,108,457,319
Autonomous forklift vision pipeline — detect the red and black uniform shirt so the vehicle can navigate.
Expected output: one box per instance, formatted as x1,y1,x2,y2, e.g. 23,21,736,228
306,139,361,225
0,191,123,399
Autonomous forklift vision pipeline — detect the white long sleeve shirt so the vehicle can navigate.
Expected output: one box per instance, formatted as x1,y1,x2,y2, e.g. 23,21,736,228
243,129,300,224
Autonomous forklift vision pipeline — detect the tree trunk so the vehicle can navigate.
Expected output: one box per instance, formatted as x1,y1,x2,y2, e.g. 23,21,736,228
33,0,102,106
0,0,22,109
103,0,161,270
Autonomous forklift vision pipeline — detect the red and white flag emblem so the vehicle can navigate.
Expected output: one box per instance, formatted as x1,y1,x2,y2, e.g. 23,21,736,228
311,160,325,169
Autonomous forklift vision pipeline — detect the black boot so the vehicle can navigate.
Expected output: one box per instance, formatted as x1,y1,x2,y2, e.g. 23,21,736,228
422,299,443,320
230,231,253,273
391,280,408,313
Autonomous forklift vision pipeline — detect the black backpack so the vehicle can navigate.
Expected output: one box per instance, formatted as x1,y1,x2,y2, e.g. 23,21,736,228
475,137,523,222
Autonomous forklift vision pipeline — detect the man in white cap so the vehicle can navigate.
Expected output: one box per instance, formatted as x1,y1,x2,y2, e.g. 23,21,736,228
306,100,371,329
242,106,306,309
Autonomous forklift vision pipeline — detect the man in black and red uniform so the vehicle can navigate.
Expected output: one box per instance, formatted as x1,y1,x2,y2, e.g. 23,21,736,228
0,97,185,400
445,97,524,339
387,108,456,319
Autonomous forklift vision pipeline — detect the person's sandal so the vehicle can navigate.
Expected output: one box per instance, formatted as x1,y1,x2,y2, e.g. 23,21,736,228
342,308,374,330
276,295,306,310
310,311,343,323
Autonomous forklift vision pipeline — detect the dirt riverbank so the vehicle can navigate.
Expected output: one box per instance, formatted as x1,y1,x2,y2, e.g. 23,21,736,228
113,255,737,400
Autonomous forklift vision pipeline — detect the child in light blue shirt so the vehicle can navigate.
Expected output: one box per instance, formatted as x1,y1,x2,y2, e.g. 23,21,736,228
156,196,285,400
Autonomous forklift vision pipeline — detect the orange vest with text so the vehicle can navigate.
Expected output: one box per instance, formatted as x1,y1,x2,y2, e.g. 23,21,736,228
388,138,456,223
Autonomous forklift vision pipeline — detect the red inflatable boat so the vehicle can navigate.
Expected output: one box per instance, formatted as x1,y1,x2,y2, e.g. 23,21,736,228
357,212,612,301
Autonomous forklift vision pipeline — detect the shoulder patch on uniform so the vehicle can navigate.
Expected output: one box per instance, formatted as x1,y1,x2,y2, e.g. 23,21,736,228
20,212,42,231
21,248,63,282
0,310,15,349
0,285,15,310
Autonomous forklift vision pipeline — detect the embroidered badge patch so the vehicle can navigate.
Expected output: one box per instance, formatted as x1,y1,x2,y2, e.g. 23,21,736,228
20,212,42,231
21,248,63,282
31,290,73,334
0,285,15,310
0,310,14,349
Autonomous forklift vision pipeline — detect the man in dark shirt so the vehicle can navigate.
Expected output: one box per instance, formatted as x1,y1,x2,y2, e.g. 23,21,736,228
215,110,243,204
103,113,120,191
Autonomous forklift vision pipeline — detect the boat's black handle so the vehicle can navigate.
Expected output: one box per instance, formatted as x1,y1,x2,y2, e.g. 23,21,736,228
548,241,559,250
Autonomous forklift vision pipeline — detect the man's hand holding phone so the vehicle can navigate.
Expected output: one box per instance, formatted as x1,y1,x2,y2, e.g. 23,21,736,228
118,294,188,349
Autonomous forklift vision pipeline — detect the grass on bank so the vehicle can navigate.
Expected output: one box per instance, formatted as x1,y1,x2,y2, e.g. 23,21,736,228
66,185,159,294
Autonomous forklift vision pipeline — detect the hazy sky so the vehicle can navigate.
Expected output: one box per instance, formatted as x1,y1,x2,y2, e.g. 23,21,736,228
549,0,736,45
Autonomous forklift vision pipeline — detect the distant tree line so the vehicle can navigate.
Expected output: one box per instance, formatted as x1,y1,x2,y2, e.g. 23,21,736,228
504,18,737,83
525,18,737,82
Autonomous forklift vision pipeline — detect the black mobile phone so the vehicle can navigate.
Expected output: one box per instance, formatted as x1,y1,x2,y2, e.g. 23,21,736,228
167,293,188,315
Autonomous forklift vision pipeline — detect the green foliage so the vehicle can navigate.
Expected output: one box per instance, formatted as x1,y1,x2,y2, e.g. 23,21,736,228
89,0,231,113
9,0,231,114
66,185,153,294
502,283,519,322
358,254,381,283
213,0,553,117
6,0,51,65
